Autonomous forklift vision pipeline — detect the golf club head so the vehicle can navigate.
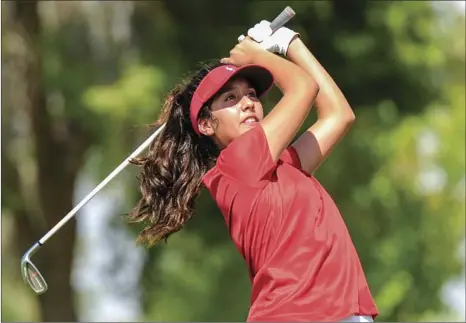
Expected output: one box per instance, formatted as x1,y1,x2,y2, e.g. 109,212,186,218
21,242,48,294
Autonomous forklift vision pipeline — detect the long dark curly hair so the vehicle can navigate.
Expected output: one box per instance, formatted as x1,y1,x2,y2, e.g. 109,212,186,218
127,62,223,247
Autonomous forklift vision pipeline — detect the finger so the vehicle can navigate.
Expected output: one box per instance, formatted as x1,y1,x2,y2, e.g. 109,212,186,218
260,20,271,27
248,27,264,42
258,22,273,37
238,34,246,43
265,25,273,36
247,27,258,41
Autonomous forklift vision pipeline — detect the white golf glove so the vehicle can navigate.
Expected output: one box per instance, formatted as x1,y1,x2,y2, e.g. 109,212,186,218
238,20,299,56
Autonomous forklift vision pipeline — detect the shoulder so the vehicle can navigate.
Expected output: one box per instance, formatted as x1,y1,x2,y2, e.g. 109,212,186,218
213,125,277,188
201,165,221,190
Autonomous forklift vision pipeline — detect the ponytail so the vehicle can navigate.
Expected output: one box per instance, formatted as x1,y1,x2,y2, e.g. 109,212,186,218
127,62,222,247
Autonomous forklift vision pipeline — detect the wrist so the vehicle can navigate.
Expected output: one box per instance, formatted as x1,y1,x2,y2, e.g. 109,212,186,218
276,28,300,56
286,37,305,57
251,49,276,65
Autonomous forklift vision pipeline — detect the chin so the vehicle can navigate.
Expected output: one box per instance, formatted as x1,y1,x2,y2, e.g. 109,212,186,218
240,122,259,132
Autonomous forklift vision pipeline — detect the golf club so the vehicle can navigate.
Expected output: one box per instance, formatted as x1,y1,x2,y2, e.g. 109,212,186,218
21,124,166,294
21,6,296,295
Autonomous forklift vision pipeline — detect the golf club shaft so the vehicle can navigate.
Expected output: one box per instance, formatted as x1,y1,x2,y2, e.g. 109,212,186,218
38,124,166,245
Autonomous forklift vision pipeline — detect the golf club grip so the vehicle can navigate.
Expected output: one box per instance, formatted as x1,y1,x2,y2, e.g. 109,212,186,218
269,6,296,33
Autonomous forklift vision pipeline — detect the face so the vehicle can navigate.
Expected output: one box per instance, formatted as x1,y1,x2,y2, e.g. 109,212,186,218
198,77,263,148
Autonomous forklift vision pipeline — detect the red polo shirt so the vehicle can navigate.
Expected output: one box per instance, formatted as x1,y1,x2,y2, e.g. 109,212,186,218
202,125,379,322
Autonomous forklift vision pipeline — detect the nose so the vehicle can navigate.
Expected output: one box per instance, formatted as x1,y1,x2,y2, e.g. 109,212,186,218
239,95,254,112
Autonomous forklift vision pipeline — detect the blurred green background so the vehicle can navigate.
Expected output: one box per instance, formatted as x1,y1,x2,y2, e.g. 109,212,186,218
1,1,465,322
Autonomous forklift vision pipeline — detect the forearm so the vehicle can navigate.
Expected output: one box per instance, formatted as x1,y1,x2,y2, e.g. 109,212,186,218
284,38,354,173
252,49,316,96
251,49,319,162
287,38,355,122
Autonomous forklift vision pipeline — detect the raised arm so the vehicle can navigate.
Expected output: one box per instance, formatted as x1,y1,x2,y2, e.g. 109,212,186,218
287,38,356,174
222,38,319,162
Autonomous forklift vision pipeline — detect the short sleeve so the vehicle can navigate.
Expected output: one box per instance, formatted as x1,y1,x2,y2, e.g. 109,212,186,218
216,125,276,187
280,146,302,169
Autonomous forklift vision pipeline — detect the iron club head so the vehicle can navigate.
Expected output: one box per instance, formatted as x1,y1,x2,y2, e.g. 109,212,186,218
21,242,48,294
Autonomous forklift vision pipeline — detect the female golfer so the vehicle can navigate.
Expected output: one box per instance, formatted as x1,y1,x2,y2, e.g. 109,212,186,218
128,21,379,322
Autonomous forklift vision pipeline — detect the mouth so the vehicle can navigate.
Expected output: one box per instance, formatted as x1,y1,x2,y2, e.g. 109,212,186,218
241,116,259,125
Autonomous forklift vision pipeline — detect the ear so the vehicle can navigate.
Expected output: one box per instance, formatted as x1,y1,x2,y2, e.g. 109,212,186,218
198,118,215,137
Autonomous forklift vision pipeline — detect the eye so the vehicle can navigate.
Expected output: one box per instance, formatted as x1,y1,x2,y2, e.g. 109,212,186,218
225,94,236,102
247,91,257,98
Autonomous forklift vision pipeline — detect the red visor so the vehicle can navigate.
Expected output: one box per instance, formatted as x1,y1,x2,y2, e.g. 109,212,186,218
190,64,274,135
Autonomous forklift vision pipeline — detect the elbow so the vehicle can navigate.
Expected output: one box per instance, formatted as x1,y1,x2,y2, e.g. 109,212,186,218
284,66,320,101
287,77,319,105
341,109,356,130
284,72,319,106
329,105,356,128
311,81,320,99
306,73,320,96
300,74,320,102
346,109,356,125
